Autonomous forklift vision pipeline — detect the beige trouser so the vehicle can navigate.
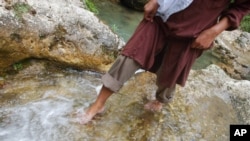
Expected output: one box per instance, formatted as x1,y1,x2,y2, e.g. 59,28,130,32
102,55,176,103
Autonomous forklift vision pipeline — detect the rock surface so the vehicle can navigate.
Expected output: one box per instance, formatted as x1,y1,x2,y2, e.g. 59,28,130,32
0,0,124,72
0,60,249,140
214,30,250,80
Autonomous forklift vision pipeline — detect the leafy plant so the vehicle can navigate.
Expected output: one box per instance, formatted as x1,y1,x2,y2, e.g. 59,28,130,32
111,24,119,33
13,3,31,18
240,14,250,32
84,0,99,14
13,63,23,71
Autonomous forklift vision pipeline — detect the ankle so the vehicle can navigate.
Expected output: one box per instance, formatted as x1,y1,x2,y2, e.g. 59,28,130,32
89,102,104,111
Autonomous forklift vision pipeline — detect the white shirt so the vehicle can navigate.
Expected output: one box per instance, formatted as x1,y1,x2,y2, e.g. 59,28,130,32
156,0,193,22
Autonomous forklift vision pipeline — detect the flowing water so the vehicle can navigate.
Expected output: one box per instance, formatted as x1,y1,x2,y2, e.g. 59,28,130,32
0,60,103,140
0,60,240,141
0,60,161,141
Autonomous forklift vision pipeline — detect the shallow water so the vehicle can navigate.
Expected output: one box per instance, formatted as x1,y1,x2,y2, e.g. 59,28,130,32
92,0,143,42
0,60,161,141
0,60,240,141
0,61,102,141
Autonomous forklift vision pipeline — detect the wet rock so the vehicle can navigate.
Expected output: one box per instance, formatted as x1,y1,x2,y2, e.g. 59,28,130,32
0,59,249,141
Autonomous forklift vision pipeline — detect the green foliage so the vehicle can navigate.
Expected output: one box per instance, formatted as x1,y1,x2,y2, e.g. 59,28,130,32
240,14,250,32
111,24,119,33
13,3,31,18
84,0,99,14
13,63,23,71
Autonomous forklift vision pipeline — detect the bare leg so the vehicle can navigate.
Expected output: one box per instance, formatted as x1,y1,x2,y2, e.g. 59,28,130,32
144,100,163,112
80,86,113,124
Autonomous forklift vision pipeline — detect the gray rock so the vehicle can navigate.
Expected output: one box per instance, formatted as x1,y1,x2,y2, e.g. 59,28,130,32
0,0,125,72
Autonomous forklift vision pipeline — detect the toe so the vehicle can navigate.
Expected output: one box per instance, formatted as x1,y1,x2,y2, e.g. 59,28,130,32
144,100,163,112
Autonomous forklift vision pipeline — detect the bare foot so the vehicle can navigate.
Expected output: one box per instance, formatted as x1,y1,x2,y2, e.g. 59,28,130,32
144,100,163,112
79,104,105,124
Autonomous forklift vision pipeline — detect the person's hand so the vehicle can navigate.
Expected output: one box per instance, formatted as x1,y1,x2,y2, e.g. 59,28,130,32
191,17,230,50
144,0,159,22
191,29,217,50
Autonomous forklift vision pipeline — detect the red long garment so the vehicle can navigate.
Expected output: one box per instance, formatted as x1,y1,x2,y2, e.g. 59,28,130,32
121,0,250,88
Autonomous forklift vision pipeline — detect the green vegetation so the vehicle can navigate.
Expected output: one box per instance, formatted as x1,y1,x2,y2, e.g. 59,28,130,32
111,24,119,33
13,3,31,18
240,14,250,32
13,62,23,71
84,0,99,14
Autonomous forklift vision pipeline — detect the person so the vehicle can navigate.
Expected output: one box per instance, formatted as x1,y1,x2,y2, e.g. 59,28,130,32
79,0,250,124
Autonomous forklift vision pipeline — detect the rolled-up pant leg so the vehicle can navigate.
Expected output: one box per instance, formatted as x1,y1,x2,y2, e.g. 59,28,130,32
101,55,140,92
155,85,176,103
101,55,176,103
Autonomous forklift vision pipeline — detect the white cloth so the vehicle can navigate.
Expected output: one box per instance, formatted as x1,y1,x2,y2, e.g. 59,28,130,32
156,0,193,22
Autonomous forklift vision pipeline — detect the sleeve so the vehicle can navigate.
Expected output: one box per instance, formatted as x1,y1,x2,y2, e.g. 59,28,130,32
157,0,173,10
222,0,250,30
156,0,193,22
157,0,175,15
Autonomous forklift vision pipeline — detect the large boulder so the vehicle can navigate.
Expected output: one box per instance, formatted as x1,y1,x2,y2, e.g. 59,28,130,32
213,30,250,80
0,0,125,73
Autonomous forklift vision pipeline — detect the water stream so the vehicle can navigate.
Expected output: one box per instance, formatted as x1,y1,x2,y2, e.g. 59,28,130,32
0,60,239,141
0,60,102,140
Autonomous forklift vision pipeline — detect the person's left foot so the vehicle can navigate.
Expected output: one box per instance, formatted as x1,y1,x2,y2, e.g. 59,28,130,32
144,100,163,112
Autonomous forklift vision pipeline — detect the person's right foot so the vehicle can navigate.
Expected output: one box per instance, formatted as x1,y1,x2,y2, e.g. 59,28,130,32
79,104,105,124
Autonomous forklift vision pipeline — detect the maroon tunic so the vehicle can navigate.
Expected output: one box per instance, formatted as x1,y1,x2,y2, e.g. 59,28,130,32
121,0,250,88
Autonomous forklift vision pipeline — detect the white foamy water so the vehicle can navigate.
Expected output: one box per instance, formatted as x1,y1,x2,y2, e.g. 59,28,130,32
0,98,77,141
0,62,103,141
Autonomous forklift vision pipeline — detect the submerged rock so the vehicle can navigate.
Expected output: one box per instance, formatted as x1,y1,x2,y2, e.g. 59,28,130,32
0,59,249,140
